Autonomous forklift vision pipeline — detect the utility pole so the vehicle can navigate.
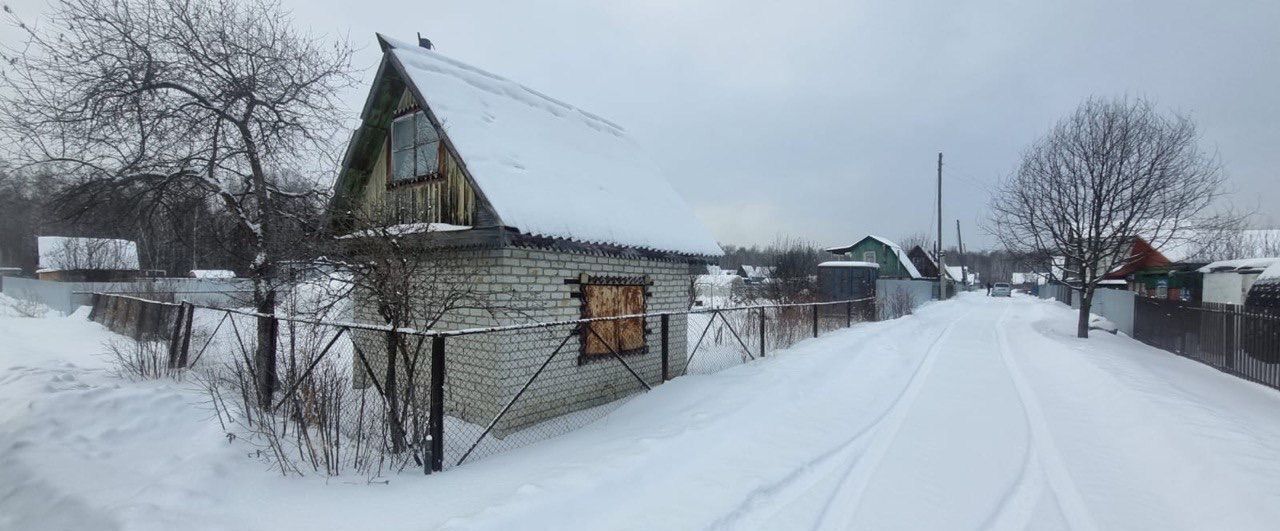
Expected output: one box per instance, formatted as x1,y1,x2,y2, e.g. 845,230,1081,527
955,219,966,285
937,152,947,299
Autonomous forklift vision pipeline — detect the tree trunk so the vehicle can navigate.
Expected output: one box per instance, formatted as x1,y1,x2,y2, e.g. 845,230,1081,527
1076,288,1093,339
254,289,278,409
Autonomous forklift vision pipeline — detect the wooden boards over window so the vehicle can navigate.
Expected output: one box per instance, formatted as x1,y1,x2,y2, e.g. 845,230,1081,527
578,276,649,360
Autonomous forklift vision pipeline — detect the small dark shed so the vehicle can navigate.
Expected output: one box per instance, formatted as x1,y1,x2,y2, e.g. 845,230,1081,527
817,261,879,301
1239,263,1280,363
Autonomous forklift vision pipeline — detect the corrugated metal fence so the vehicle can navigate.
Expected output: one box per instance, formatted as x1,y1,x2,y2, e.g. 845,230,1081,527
1,276,253,314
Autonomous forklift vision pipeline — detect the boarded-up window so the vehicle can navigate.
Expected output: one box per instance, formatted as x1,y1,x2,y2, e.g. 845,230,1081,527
580,278,647,359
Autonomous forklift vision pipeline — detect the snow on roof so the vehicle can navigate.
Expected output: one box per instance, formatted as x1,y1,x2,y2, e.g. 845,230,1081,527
1199,257,1280,274
943,265,980,284
381,36,722,257
738,265,775,278
866,236,921,279
36,237,139,272
818,261,879,268
335,222,472,240
1260,261,1280,281
189,270,235,279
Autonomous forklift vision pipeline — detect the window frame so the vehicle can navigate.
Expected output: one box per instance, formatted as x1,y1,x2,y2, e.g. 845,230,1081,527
387,109,443,187
576,274,650,364
863,250,876,263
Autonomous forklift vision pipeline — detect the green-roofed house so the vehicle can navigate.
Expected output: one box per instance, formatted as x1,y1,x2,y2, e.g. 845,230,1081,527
825,235,923,280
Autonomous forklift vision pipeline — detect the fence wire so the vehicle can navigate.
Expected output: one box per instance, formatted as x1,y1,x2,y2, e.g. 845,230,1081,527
88,293,876,476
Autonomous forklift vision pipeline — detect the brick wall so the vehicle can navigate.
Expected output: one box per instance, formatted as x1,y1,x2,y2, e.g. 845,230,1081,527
352,245,693,435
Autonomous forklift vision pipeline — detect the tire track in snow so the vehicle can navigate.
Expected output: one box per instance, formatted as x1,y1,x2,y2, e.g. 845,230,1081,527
711,309,973,530
805,308,971,529
992,303,1099,531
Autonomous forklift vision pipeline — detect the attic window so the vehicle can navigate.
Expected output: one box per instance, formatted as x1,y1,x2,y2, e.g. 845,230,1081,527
863,250,876,263
578,275,648,361
390,111,440,182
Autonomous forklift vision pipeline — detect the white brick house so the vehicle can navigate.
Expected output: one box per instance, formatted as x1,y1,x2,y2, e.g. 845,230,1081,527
330,35,721,434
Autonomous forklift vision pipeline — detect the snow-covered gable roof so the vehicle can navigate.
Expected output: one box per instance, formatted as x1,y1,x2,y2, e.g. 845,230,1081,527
828,235,921,279
738,265,775,279
379,36,722,257
37,237,139,272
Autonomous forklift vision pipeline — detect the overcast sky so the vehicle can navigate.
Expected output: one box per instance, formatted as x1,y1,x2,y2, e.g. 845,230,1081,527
6,0,1279,250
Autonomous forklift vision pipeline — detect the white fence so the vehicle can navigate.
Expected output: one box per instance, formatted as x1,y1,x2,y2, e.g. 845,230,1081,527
1091,288,1135,336
1,276,254,315
876,279,937,318
1037,283,1136,336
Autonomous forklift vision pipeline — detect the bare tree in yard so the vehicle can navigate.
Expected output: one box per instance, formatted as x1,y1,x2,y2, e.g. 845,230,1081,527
331,207,523,454
0,0,355,405
989,96,1233,338
897,232,935,255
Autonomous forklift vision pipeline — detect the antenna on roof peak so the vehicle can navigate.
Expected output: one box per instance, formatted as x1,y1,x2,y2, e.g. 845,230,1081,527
416,32,434,50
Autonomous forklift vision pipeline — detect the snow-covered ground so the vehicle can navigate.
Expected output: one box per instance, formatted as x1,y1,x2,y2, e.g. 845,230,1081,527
3,293,1280,530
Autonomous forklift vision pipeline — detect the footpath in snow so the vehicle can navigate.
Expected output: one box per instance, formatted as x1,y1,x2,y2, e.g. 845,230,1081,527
2,293,1280,530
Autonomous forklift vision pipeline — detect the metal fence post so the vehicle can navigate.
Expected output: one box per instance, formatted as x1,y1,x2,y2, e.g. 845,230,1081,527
1226,306,1237,370
660,314,670,381
429,335,445,473
177,303,194,368
759,308,766,358
812,305,818,338
88,293,102,322
167,303,186,368
132,300,148,339
846,300,853,327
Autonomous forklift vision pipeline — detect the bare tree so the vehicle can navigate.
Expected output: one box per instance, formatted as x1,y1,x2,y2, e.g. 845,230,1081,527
41,237,136,271
330,206,524,454
897,232,935,255
0,0,354,405
989,96,1234,337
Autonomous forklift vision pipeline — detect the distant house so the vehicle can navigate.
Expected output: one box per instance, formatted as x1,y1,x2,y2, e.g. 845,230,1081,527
1010,272,1045,288
329,34,721,433
736,265,775,284
906,246,940,278
35,236,140,282
1199,258,1280,305
826,236,922,280
1100,236,1206,301
943,265,978,287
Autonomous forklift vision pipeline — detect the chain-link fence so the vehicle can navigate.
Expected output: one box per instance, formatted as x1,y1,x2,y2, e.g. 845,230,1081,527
88,293,875,476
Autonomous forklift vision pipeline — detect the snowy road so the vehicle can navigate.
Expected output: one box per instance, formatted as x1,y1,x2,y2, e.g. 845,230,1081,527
4,294,1280,530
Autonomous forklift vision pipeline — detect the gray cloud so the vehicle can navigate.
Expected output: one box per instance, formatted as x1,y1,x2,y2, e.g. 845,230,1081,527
6,0,1277,249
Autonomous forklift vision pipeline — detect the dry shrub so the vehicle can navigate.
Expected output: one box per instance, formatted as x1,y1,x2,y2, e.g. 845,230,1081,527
878,287,917,320
105,337,177,380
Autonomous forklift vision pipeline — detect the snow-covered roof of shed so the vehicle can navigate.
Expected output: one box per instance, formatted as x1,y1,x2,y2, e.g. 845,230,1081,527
36,237,139,272
380,36,722,257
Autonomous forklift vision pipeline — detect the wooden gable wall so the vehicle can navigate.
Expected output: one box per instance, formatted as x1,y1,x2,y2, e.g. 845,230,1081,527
355,89,479,228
